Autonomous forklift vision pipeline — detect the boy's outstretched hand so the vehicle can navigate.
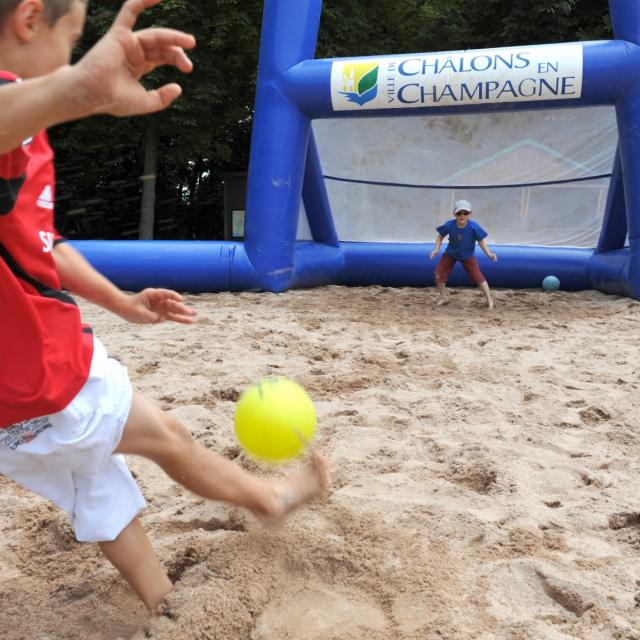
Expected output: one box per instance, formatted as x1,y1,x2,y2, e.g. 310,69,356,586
118,289,198,324
76,0,196,117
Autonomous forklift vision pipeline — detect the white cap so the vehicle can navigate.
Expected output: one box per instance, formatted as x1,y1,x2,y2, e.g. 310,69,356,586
453,199,472,214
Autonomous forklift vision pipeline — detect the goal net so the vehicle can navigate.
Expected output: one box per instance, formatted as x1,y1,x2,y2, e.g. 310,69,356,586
302,106,618,248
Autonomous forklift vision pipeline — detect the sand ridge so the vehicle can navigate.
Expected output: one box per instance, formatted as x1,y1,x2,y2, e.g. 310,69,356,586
1,286,640,639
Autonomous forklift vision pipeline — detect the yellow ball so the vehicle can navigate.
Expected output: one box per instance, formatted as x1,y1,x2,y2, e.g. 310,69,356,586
234,377,316,462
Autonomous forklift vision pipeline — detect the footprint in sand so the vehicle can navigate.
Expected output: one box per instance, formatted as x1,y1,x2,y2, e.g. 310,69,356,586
445,459,498,494
485,561,596,626
606,512,640,552
578,406,611,425
135,360,160,375
166,545,204,583
251,584,388,639
535,569,595,617
165,516,247,535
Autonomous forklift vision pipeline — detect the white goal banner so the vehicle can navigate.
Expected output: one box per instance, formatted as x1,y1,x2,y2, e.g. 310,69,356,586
330,44,583,111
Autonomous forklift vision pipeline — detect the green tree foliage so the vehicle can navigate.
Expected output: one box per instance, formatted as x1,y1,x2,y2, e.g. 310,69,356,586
53,0,262,240
52,0,611,241
422,0,611,49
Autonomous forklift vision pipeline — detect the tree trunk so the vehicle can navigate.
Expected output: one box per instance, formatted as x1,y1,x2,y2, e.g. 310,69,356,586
139,118,159,240
188,157,204,206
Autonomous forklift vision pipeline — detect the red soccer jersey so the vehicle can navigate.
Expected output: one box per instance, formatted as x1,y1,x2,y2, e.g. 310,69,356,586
0,71,93,428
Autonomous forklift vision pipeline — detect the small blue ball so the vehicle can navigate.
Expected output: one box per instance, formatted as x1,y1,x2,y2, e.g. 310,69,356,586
542,275,560,291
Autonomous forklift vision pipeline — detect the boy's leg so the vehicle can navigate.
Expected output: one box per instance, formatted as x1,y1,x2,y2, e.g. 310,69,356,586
461,258,493,309
99,516,172,611
115,393,330,524
434,254,455,305
436,280,448,305
478,280,494,309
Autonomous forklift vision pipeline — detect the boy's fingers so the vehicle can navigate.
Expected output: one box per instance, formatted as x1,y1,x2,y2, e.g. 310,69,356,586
133,84,183,113
166,312,198,324
113,0,162,31
166,300,197,314
141,60,156,75
164,46,194,73
161,300,197,323
138,44,194,74
136,28,196,53
150,288,183,301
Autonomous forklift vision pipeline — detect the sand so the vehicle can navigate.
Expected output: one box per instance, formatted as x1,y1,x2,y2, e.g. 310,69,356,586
2,286,640,640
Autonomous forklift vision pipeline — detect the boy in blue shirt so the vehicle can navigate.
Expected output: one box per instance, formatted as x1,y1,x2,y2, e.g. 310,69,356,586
430,199,497,309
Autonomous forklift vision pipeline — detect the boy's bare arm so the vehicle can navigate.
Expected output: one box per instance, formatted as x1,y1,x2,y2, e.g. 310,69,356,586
430,235,444,259
0,0,195,154
52,242,197,324
478,239,497,261
0,70,93,153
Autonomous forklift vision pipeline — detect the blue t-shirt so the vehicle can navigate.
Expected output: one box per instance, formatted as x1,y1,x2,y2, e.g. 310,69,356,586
436,219,488,260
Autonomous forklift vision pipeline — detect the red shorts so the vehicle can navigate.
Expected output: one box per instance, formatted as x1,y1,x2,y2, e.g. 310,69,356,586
435,254,486,286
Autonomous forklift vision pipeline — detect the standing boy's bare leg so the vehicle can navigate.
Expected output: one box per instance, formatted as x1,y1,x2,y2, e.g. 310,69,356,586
436,280,449,305
116,393,331,524
478,281,494,309
99,516,173,610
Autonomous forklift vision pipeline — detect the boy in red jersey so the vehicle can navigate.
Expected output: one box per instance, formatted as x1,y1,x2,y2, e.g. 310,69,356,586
0,0,330,611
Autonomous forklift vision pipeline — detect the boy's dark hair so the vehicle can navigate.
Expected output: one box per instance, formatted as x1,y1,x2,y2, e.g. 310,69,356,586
0,0,84,27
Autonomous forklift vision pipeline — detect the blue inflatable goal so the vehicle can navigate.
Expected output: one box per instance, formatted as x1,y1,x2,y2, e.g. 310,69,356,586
75,0,640,300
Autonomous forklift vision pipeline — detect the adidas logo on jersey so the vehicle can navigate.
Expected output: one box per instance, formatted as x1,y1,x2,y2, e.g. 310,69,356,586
37,185,54,210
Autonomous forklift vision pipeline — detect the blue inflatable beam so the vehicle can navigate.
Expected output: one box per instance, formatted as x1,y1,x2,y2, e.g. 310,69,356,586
338,243,592,290
72,0,640,300
596,146,626,254
281,40,640,119
242,0,325,292
302,130,339,248
71,240,259,293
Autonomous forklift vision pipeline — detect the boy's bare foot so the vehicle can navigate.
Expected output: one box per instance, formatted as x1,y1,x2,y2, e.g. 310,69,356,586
487,297,494,310
436,297,449,306
255,451,331,526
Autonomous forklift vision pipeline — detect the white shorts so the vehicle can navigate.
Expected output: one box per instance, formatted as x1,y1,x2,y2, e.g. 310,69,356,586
0,338,146,542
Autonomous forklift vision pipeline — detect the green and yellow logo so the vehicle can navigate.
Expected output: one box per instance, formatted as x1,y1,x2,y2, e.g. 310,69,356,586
338,62,379,106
